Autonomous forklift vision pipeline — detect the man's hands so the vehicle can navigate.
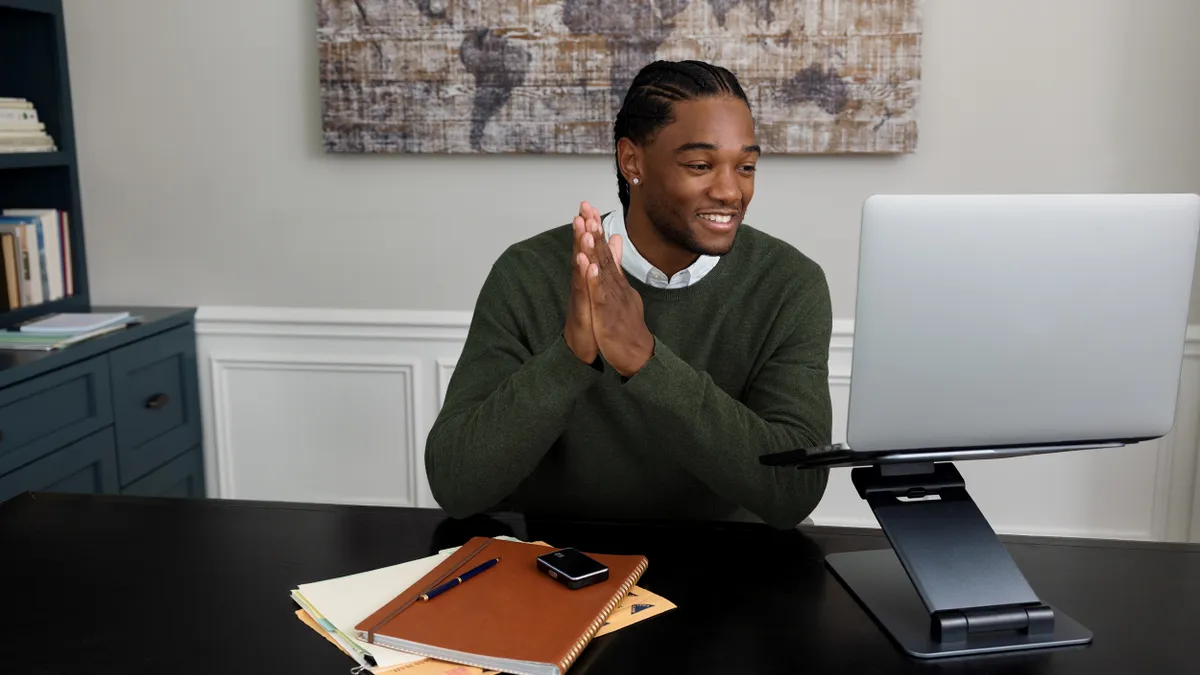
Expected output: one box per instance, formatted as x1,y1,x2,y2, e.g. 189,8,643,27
576,203,656,379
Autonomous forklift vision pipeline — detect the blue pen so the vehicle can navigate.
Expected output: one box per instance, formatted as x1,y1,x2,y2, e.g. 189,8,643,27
419,556,501,601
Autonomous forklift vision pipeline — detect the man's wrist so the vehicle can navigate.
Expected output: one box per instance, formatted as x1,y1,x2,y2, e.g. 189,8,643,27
615,331,656,379
561,332,604,373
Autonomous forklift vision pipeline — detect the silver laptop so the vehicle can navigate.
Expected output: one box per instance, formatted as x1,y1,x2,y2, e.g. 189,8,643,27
763,193,1200,468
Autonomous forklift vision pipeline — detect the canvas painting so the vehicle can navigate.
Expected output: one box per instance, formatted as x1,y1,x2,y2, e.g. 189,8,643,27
316,0,921,154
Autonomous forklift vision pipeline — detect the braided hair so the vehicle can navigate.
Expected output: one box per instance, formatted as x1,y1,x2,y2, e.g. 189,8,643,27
613,60,751,215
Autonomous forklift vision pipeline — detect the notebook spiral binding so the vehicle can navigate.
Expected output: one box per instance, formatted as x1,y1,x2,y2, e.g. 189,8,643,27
557,556,649,674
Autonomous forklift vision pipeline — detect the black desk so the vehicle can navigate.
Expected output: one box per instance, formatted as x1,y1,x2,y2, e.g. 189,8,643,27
2,492,1196,675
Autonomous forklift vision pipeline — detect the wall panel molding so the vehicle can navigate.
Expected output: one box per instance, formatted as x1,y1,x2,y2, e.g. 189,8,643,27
196,306,1200,542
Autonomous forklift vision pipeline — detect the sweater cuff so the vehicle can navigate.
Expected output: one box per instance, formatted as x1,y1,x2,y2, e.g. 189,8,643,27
621,336,693,399
544,334,605,387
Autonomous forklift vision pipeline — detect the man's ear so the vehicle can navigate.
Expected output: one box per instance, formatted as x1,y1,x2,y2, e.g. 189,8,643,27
617,137,643,186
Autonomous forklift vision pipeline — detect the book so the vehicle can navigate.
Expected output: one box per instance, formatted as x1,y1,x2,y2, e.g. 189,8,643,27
0,99,55,153
0,321,133,351
15,311,131,334
294,609,499,674
4,209,64,302
0,208,72,310
354,537,649,675
292,549,456,671
0,216,42,306
293,538,671,674
0,233,17,310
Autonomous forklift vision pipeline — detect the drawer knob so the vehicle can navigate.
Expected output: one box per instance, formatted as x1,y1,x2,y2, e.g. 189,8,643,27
145,393,170,409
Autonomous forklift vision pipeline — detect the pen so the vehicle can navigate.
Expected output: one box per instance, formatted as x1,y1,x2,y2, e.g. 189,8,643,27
420,556,501,601
293,590,378,667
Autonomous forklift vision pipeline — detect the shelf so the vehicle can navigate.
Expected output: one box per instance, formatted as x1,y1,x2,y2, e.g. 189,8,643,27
0,0,59,15
0,295,88,331
0,151,69,170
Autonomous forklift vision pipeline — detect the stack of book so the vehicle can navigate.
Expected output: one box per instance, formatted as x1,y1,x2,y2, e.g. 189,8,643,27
0,97,56,153
0,312,137,351
0,208,73,310
291,536,673,674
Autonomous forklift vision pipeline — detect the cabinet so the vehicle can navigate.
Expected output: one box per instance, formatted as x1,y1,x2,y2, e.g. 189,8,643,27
0,307,204,503
0,2,205,503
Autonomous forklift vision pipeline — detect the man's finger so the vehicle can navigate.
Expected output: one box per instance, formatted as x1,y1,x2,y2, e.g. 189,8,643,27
576,252,590,285
594,228,618,272
582,232,598,263
587,262,606,304
573,216,585,253
573,252,592,301
608,234,623,269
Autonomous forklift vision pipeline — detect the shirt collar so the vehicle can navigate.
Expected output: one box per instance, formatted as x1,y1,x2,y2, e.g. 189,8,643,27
602,209,720,289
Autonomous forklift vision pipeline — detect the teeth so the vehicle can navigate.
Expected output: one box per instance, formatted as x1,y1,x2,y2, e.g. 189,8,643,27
699,214,733,224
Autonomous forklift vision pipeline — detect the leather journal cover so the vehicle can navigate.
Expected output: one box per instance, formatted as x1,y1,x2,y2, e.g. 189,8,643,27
353,537,649,675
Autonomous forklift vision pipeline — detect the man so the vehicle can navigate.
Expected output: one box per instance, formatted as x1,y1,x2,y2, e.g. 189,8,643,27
426,60,833,529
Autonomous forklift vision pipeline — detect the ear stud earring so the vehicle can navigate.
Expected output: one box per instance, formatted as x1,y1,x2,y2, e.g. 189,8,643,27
632,177,640,185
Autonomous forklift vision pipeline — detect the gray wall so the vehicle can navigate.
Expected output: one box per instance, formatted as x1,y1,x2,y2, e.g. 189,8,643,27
63,0,1200,321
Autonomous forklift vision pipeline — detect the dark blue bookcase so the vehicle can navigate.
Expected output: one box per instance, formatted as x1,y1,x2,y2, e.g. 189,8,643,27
0,0,206,503
0,0,88,327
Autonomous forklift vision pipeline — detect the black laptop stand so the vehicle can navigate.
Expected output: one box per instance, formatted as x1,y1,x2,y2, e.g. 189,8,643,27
823,461,1093,657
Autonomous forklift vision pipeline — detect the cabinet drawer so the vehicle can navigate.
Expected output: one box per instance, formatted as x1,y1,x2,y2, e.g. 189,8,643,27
122,445,205,498
109,325,201,485
0,429,118,503
0,357,113,477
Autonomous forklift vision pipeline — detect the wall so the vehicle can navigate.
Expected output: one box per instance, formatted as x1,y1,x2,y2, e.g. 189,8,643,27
63,0,1200,321
195,307,1200,542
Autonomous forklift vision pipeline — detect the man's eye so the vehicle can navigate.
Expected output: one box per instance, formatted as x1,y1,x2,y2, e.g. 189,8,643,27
741,165,757,173
685,163,710,171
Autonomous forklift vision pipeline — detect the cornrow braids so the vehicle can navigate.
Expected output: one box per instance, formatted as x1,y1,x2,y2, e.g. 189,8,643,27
613,60,751,215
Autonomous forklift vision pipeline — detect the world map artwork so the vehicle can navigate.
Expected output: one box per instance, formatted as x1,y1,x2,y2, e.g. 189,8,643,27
316,0,921,154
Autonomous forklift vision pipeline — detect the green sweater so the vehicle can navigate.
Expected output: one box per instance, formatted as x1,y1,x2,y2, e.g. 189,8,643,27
425,222,833,529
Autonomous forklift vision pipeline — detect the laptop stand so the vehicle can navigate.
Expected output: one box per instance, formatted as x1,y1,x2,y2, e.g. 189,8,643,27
825,461,1093,658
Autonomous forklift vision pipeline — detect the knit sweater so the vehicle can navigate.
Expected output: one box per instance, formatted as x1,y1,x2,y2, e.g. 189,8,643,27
425,221,833,529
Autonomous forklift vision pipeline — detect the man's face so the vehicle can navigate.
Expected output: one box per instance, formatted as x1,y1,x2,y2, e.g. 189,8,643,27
637,96,759,256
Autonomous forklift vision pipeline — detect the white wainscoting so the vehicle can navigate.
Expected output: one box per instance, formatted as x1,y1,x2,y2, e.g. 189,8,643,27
195,306,1200,543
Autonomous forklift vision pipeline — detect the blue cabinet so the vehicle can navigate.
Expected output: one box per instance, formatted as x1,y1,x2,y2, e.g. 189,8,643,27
0,307,204,503
109,324,201,486
0,356,111,477
122,446,204,498
0,6,202,502
0,428,118,501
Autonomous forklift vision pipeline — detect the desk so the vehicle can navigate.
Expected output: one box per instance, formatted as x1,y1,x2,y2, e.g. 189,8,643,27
1,492,1196,675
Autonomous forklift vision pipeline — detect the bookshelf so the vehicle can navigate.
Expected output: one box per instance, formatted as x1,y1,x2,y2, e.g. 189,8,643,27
0,0,87,329
0,0,206,502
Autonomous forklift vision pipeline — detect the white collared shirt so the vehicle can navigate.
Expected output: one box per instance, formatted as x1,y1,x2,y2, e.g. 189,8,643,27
602,209,719,289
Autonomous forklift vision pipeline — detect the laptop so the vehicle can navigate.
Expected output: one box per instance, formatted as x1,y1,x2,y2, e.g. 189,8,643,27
762,193,1200,469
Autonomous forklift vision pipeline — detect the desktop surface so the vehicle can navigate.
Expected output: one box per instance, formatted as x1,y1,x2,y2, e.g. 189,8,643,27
1,492,1197,675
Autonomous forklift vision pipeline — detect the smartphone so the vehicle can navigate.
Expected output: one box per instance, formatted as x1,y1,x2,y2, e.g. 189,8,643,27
536,548,609,590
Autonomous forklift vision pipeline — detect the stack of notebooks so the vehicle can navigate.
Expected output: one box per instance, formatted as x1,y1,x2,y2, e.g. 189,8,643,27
0,312,138,351
291,537,674,675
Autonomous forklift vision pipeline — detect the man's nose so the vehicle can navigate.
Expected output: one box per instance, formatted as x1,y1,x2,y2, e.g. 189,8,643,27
709,167,740,204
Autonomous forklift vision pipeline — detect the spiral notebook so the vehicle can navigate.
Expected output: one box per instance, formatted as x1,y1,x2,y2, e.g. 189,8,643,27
354,536,648,675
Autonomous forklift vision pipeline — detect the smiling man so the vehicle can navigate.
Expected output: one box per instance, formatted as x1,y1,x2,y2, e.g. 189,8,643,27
425,60,833,529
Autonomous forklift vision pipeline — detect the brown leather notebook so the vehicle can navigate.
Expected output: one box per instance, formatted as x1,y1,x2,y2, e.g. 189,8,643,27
354,537,648,675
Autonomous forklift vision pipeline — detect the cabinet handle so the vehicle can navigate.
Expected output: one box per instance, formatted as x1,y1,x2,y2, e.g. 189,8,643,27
145,393,170,409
